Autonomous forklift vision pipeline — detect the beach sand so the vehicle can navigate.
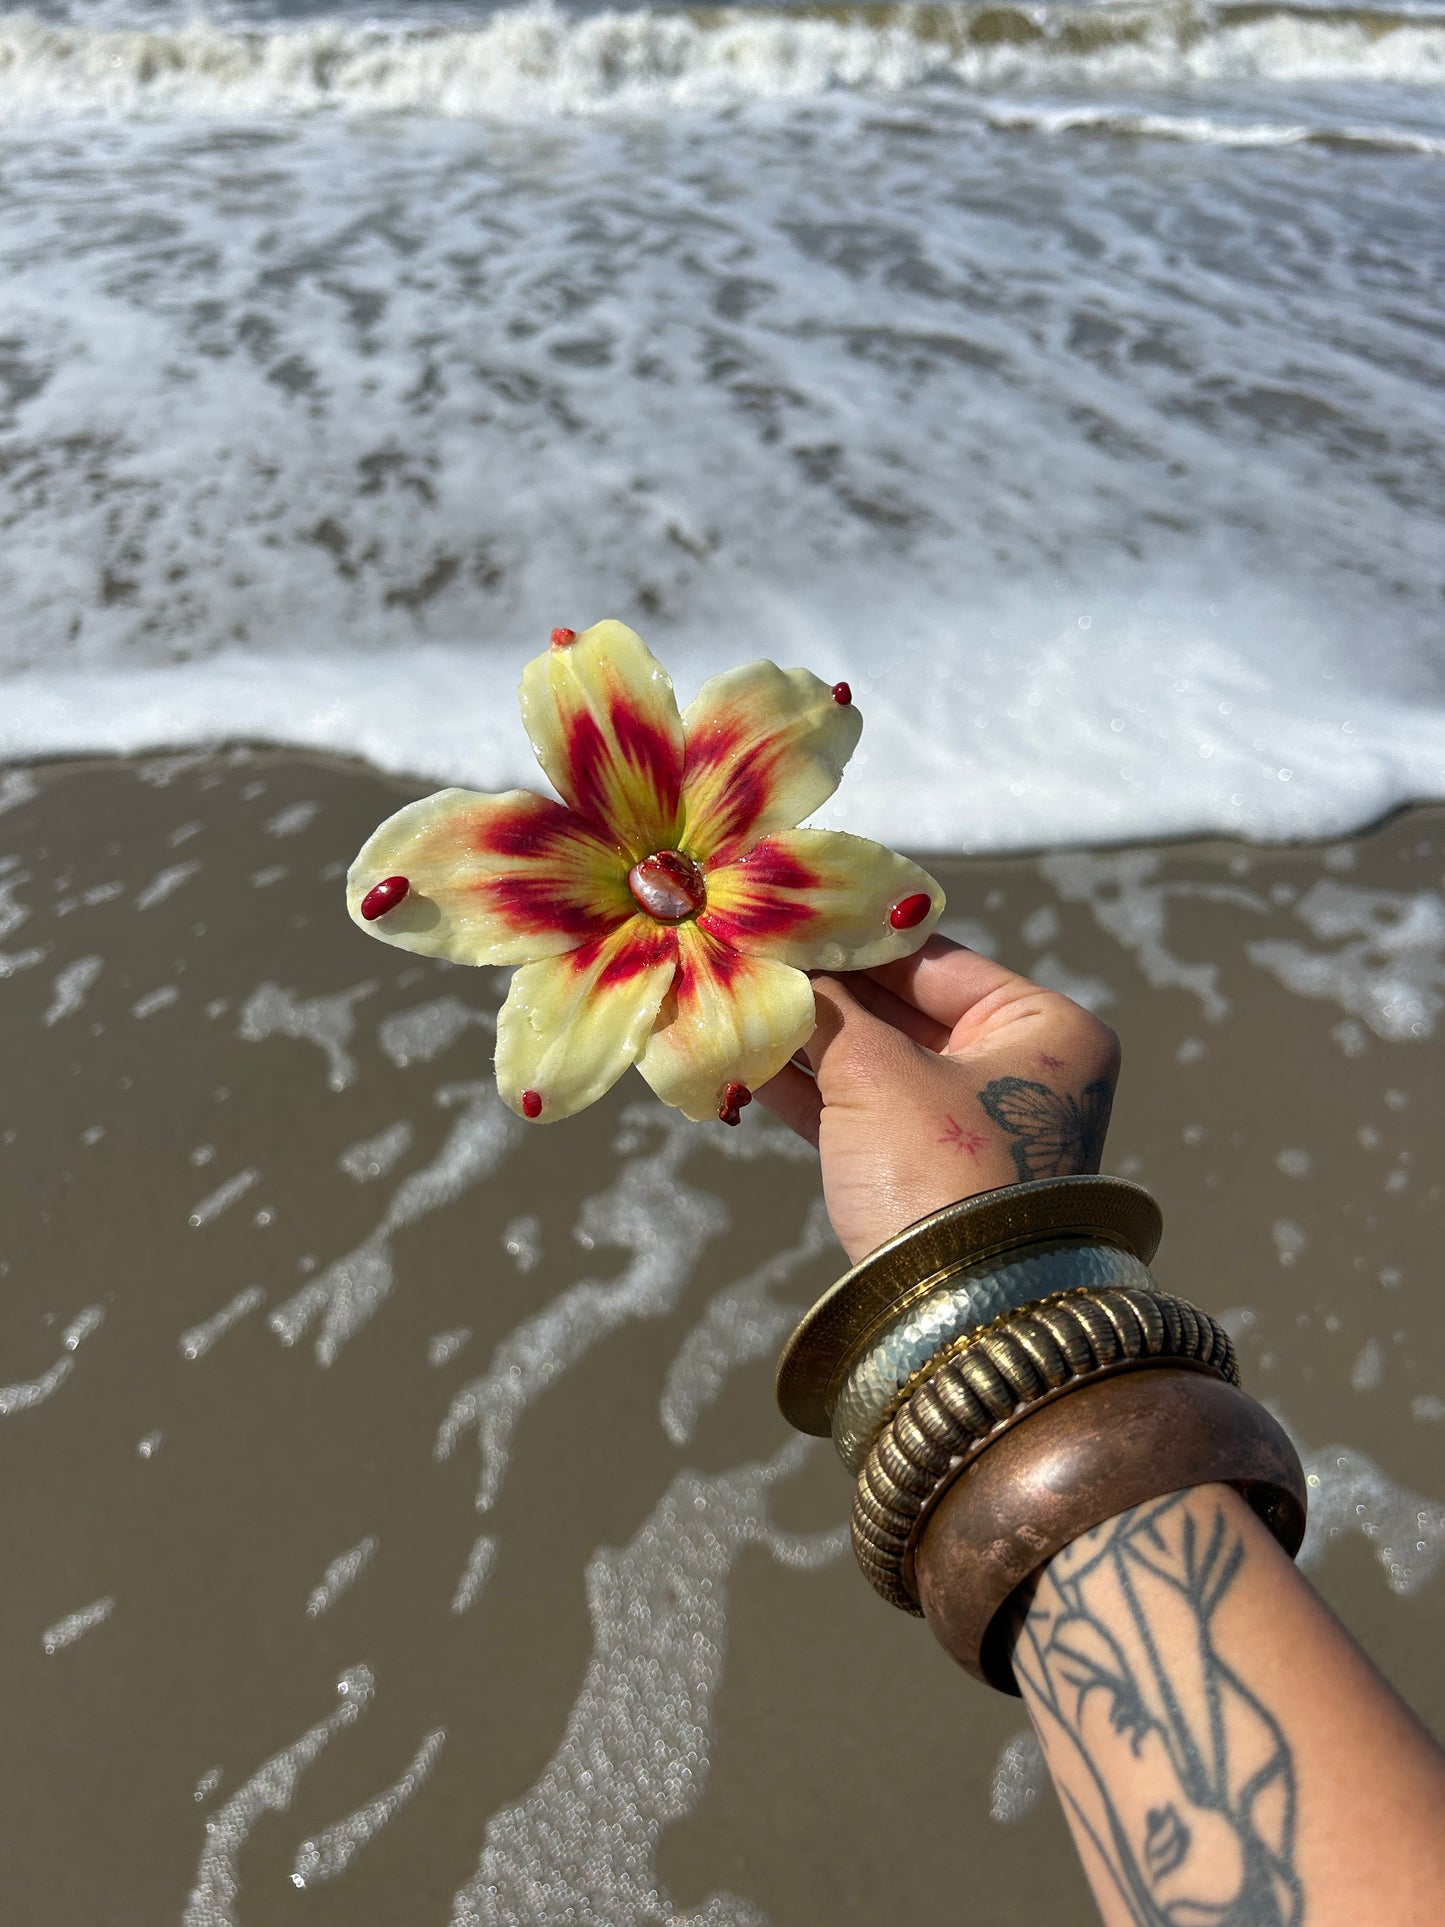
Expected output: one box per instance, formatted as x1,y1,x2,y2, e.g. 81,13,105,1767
1,747,1440,1924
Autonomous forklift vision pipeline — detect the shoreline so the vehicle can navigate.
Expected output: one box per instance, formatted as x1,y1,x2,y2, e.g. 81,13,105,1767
5,737,1438,862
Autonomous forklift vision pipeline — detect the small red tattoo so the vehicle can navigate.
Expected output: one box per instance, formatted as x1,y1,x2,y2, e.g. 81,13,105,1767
938,1116,985,1158
1038,1053,1065,1071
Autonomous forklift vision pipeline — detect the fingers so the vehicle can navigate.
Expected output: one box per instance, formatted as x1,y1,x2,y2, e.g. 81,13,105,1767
753,1060,822,1145
800,975,928,1103
828,969,951,1053
865,935,1033,1032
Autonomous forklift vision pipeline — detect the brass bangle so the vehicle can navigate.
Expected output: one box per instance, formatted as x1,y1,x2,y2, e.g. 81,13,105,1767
776,1175,1163,1440
913,1368,1309,1694
850,1284,1238,1613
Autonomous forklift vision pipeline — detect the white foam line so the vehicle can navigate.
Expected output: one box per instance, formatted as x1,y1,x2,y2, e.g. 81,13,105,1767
305,1535,379,1618
136,860,202,911
990,1729,1046,1823
238,980,376,1094
188,1168,259,1228
292,1728,446,1887
435,1108,729,1512
450,1437,839,1927
44,955,102,1025
0,1304,105,1417
1041,850,1270,1021
429,1327,473,1368
0,769,37,818
451,1534,498,1614
270,1083,521,1364
1247,878,1445,1042
1294,1431,1444,1595
338,1120,414,1184
378,997,495,1070
42,1595,115,1655
184,1666,375,1927
660,1196,833,1446
180,1284,266,1361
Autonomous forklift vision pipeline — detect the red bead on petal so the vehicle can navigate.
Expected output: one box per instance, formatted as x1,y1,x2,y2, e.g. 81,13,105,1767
360,875,410,920
550,628,577,647
718,1082,752,1127
889,893,932,930
521,1089,543,1119
831,682,852,705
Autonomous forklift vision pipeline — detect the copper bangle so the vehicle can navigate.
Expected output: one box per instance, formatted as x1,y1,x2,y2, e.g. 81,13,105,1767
850,1283,1238,1613
913,1368,1309,1694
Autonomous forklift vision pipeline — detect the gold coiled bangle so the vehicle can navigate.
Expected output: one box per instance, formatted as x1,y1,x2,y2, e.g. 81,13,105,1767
849,1281,1238,1613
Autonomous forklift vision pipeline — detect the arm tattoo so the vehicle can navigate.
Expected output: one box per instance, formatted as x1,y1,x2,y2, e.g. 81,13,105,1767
1012,1492,1303,1927
976,1074,1114,1183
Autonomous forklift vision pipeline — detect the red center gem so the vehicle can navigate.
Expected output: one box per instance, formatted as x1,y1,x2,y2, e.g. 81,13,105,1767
627,849,706,923
889,892,932,930
719,1082,752,1126
831,682,852,705
360,875,410,921
520,1089,543,1119
550,627,577,647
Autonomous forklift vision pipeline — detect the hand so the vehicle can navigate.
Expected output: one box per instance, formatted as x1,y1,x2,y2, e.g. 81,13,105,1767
756,936,1122,1264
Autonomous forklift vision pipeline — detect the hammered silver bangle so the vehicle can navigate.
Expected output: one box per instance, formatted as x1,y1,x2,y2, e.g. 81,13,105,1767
830,1238,1157,1473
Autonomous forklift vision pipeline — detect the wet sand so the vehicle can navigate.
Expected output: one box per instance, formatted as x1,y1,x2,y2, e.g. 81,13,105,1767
1,748,1441,1926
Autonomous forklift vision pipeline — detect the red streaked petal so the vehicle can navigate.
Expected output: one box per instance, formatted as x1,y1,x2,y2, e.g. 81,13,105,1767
347,787,631,966
698,829,944,971
519,620,685,859
679,661,862,865
495,915,678,1122
636,922,815,1123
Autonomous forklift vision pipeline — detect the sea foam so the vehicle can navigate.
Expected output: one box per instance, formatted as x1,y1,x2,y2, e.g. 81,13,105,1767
3,617,1442,852
2,5,1445,120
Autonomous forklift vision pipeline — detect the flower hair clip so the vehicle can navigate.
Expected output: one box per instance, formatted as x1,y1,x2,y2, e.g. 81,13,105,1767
347,621,943,1125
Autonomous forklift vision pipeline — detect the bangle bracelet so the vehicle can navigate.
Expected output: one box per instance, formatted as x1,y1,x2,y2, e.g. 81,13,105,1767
776,1175,1163,1442
850,1282,1238,1612
913,1368,1309,1693
831,1238,1157,1475
774,1176,1308,1697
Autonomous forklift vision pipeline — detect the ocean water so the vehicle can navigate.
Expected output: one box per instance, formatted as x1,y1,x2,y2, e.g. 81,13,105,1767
1,0,1443,849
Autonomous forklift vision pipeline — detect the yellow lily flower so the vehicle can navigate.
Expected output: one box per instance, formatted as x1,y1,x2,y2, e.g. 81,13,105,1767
346,621,944,1125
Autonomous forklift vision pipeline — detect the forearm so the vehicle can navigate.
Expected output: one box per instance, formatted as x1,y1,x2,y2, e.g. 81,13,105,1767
1011,1482,1445,1927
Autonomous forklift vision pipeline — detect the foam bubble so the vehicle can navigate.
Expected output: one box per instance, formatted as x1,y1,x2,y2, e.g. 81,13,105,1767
305,1534,379,1617
42,1595,115,1655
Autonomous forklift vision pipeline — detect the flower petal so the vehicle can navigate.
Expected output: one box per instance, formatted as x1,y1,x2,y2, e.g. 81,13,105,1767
347,788,632,965
696,829,944,970
495,917,679,1122
519,620,686,859
637,923,816,1123
680,662,863,865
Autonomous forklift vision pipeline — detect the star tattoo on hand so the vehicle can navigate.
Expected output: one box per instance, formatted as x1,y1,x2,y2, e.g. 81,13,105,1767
938,1116,986,1158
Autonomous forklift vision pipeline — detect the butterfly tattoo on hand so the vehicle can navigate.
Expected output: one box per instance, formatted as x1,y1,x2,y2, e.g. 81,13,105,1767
976,1075,1114,1183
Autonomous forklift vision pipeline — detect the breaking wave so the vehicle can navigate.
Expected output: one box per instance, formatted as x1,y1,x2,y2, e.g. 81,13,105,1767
2,1,1445,119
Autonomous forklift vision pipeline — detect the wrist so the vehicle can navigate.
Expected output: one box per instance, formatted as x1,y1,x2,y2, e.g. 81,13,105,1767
774,1175,1308,1694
